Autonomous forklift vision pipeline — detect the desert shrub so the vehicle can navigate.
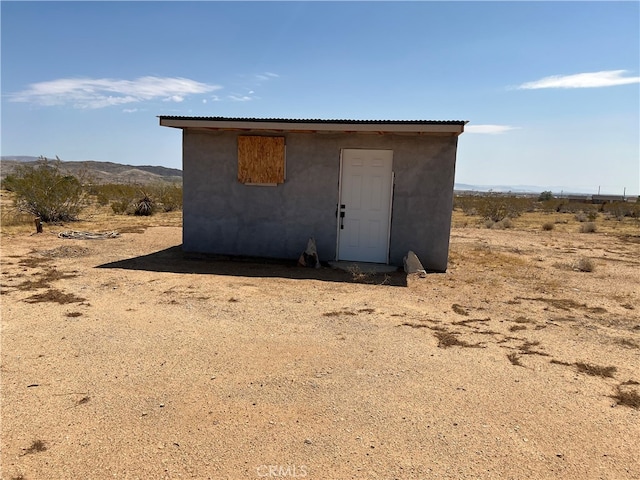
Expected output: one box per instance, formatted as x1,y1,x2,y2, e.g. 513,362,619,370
478,196,533,221
110,199,132,214
501,217,513,228
540,199,565,213
560,202,599,215
456,194,535,220
602,201,638,219
491,218,513,229
0,206,33,227
574,257,595,272
93,182,182,214
3,157,86,222
575,212,588,222
147,183,182,212
454,195,479,216
542,221,554,231
579,222,597,233
538,191,554,201
90,183,139,205
134,194,154,216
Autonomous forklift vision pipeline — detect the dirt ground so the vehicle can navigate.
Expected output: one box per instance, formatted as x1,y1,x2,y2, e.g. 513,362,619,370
1,211,639,479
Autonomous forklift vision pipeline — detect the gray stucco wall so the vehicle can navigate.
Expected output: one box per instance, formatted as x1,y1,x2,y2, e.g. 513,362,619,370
181,129,458,272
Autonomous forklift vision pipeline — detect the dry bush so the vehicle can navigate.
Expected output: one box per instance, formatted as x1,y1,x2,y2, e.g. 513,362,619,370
579,222,597,233
574,257,595,272
93,183,182,216
147,183,183,212
24,289,86,304
612,387,640,409
347,265,373,283
110,199,132,214
542,221,554,231
433,331,480,348
507,353,524,366
575,362,616,378
559,202,599,215
455,195,534,221
540,199,565,213
492,218,513,229
1,206,33,227
602,201,639,220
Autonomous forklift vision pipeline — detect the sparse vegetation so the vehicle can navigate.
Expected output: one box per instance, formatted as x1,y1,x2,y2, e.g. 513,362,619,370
455,195,534,222
575,362,616,378
3,157,86,222
542,221,554,231
579,222,597,233
24,288,86,304
452,304,469,316
433,330,482,348
537,191,554,201
347,264,373,283
574,257,595,272
611,385,640,409
23,440,47,455
507,352,524,366
88,182,182,216
134,194,154,216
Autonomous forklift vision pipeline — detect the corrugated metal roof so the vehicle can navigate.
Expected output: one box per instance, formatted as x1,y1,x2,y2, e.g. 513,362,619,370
158,116,467,125
158,116,467,135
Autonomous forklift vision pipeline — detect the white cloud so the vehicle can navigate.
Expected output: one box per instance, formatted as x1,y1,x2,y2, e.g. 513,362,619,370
9,76,222,109
517,70,640,89
465,124,520,134
229,95,253,102
255,72,279,81
163,95,184,103
122,108,138,113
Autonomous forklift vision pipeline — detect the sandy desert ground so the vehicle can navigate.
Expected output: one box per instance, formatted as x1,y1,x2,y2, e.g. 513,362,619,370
1,210,639,479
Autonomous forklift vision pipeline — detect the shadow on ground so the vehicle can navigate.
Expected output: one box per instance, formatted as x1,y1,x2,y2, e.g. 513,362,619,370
96,245,408,287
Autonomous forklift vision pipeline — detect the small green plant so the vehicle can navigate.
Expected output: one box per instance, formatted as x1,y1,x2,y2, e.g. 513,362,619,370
4,157,86,222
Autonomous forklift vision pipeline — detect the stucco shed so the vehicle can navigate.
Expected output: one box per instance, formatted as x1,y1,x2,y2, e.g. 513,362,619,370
159,116,466,272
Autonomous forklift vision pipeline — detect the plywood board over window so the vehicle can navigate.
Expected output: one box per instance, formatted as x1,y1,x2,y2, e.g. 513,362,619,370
237,136,286,185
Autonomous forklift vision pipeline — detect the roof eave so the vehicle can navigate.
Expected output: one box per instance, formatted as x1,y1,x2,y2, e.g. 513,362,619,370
159,118,466,135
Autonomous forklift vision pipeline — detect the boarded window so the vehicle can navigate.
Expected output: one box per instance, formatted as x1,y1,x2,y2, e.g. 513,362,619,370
237,136,285,184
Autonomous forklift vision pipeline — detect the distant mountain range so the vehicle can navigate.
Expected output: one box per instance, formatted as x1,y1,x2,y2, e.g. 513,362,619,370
0,156,629,196
1,156,182,184
453,183,632,196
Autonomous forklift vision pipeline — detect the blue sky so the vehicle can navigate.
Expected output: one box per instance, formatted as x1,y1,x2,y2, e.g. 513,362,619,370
1,1,639,195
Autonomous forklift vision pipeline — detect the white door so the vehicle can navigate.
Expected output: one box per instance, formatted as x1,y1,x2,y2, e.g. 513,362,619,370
337,149,393,263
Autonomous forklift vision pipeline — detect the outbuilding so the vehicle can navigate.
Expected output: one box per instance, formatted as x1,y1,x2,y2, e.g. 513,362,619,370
159,117,466,272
